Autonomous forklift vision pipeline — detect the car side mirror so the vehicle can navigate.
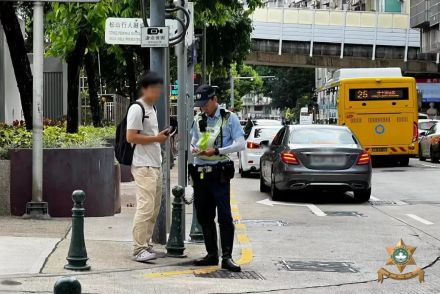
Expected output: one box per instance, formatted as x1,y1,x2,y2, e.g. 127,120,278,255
420,131,426,137
260,140,270,148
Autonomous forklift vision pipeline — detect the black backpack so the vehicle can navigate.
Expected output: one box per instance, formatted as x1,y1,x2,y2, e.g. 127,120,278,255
115,102,145,166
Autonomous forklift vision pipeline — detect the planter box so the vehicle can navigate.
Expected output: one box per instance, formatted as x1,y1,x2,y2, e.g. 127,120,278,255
0,160,10,216
10,148,116,217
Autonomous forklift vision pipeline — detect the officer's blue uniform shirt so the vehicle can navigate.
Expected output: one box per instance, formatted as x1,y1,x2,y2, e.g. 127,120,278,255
191,107,244,165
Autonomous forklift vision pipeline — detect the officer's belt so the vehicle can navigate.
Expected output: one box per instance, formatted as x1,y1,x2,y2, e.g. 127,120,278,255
195,162,231,173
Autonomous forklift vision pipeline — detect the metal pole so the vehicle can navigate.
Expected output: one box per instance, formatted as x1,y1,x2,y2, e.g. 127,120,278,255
150,0,168,244
25,1,48,218
230,72,234,110
176,3,188,240
202,25,207,84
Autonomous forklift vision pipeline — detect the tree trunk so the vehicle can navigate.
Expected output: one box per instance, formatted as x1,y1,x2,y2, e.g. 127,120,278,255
66,31,88,133
138,47,150,71
84,53,101,127
123,46,137,102
0,3,33,129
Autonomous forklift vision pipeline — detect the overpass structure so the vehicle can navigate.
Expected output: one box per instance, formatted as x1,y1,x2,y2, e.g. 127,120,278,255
248,7,440,73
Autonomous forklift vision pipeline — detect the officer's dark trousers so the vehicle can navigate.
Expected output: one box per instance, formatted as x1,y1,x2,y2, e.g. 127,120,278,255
194,174,235,259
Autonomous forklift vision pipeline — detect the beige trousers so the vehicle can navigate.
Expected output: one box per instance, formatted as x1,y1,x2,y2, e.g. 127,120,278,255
131,166,162,255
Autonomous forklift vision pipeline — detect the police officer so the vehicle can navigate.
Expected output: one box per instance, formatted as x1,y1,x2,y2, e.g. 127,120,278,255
190,85,245,272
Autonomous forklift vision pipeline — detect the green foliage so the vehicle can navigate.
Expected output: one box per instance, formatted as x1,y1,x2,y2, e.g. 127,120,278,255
255,66,315,110
0,124,115,159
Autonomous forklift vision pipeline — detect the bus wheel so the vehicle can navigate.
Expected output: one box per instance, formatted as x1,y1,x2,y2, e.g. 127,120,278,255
399,157,409,166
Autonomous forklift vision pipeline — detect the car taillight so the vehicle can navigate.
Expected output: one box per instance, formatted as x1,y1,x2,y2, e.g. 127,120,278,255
357,151,370,165
281,151,299,165
413,122,418,143
247,142,260,149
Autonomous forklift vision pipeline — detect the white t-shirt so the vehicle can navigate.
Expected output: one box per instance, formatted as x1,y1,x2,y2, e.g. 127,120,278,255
126,99,162,168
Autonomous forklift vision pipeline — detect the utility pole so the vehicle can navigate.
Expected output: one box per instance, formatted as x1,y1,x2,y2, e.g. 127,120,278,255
24,1,49,219
176,0,188,240
202,25,207,84
150,0,168,244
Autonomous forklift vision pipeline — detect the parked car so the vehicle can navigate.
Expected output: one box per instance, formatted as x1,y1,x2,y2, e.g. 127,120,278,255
419,113,429,120
260,125,372,202
418,119,440,137
239,125,283,177
419,123,440,163
253,119,282,126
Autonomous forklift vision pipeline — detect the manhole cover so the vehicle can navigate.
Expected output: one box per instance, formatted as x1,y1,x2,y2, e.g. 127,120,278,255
281,261,358,273
1,280,22,286
195,270,265,280
324,211,365,217
239,220,287,226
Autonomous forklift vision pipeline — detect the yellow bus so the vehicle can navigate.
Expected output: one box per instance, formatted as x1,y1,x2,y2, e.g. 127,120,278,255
317,68,418,166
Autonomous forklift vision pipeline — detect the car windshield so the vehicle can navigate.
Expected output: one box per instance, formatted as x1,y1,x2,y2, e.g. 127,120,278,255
419,121,437,131
254,128,280,140
289,128,357,145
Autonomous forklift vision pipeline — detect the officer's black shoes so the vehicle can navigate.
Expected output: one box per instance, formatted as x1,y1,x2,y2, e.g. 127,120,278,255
221,258,241,272
193,255,219,266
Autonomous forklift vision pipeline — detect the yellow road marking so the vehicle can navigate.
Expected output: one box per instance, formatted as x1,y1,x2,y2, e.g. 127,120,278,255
237,248,253,265
231,207,240,214
235,223,246,230
144,191,253,279
237,234,250,244
144,266,219,278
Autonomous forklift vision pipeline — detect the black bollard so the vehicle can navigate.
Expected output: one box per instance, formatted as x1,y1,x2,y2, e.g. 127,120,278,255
189,204,204,243
65,190,91,271
166,186,187,258
53,276,81,294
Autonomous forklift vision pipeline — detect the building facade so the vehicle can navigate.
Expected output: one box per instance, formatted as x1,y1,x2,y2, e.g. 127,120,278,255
410,0,440,53
241,94,281,120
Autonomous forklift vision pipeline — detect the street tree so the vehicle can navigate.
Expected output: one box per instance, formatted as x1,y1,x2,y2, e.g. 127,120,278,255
0,2,33,129
255,66,315,110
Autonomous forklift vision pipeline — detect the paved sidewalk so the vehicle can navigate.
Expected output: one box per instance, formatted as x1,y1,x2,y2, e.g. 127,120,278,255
0,165,209,292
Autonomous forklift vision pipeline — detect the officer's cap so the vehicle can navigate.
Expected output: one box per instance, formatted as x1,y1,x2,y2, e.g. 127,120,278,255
194,85,216,107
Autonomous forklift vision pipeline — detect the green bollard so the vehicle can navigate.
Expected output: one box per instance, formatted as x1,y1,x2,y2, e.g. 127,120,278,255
53,276,81,294
65,190,91,271
166,186,187,258
189,203,204,243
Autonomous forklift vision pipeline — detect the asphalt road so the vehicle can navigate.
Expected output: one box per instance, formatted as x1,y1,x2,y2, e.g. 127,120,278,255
229,157,440,293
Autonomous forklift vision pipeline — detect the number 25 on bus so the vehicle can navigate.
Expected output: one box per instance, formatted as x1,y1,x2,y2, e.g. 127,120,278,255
319,68,418,166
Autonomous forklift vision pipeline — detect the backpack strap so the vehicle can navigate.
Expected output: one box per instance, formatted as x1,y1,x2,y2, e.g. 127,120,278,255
130,101,146,124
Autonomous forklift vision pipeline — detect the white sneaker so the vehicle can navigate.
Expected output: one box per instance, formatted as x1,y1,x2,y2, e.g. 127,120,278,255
132,249,157,262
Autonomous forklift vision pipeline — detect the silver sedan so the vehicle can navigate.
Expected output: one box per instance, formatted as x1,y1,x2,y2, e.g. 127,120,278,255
260,125,372,202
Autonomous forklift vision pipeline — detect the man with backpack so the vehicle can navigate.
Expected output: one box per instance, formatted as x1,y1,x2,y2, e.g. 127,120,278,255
124,71,169,262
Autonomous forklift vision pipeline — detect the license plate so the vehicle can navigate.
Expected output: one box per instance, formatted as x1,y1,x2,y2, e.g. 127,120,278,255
310,155,346,166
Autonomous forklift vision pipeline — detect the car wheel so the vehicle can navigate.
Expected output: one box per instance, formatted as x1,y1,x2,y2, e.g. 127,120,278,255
431,147,440,163
419,146,426,161
270,173,282,201
260,172,270,193
353,188,371,203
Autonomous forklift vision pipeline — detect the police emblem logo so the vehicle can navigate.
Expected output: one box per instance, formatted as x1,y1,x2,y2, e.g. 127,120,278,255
377,239,425,283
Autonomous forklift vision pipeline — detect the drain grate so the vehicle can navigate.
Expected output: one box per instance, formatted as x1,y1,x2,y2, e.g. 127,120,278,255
281,261,358,273
195,270,265,280
239,220,287,226
324,211,365,217
369,200,399,206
